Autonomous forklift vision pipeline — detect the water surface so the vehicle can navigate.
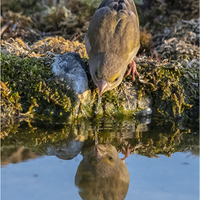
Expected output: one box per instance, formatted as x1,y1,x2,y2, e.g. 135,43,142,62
1,117,199,200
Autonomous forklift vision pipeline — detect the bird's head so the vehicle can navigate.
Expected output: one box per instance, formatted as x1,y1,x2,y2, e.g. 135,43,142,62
86,143,123,178
75,144,130,200
89,53,127,96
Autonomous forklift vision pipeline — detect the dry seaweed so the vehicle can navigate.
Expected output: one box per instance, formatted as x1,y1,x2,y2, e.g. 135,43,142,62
1,37,88,58
155,18,200,62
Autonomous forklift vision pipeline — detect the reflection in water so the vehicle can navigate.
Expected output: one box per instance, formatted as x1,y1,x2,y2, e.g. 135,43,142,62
1,118,199,166
1,118,199,200
75,144,130,200
45,137,84,160
1,147,37,165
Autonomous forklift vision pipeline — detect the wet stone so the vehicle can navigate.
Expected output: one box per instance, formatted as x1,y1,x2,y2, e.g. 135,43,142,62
141,108,152,116
52,52,89,95
46,139,84,160
138,97,151,110
118,82,138,111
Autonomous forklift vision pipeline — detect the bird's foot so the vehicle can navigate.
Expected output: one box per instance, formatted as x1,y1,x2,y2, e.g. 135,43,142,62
121,144,134,161
126,60,139,81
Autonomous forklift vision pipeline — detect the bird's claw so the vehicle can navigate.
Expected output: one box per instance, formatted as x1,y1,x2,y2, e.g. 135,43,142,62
121,144,134,161
126,60,139,81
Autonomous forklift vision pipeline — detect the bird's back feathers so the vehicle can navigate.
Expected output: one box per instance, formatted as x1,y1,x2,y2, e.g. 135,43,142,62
98,0,139,25
86,0,140,63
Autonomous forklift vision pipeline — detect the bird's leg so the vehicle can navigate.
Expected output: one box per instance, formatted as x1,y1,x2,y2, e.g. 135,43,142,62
121,144,134,161
126,60,139,81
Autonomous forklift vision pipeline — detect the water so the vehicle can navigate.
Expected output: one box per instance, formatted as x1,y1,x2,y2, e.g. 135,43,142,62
1,117,199,200
94,96,102,114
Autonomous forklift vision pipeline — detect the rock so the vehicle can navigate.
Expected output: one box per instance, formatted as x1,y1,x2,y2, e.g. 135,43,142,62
52,52,89,95
51,52,93,118
42,131,86,160
117,82,152,114
46,139,84,160
118,82,138,111
141,108,152,116
141,117,151,124
138,97,151,110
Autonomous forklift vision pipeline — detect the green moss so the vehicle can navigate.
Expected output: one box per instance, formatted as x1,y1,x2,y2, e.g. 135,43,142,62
1,52,77,120
82,56,198,119
132,59,199,118
1,51,198,121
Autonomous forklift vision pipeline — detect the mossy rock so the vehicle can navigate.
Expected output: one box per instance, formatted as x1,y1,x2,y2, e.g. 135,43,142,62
135,58,199,119
1,52,76,120
1,49,199,122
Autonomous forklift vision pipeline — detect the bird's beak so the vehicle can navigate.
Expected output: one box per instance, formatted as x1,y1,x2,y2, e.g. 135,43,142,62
98,80,107,96
94,143,103,159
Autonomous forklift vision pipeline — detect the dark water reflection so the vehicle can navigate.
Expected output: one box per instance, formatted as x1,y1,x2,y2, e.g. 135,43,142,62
1,117,199,200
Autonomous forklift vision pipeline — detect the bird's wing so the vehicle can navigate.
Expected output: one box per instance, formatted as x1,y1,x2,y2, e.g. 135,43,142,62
98,0,139,26
85,0,140,62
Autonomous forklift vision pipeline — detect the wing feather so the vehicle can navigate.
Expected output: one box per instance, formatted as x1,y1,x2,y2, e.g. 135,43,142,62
85,0,140,62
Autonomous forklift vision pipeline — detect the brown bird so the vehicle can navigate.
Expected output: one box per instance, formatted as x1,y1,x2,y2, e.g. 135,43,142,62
75,144,130,200
85,0,140,96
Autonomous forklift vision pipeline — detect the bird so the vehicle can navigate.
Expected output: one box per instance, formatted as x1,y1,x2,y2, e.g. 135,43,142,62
75,143,130,200
85,0,140,96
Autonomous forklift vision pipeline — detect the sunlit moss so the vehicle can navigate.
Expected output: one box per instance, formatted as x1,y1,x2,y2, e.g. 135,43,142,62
2,51,198,121
1,52,76,120
133,58,199,119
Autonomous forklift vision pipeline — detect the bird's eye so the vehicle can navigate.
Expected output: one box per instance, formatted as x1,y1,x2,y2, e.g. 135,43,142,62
108,156,113,162
114,77,119,82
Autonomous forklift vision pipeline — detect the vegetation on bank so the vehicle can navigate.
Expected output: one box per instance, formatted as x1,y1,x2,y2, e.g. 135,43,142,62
1,0,199,121
1,46,198,121
1,52,76,119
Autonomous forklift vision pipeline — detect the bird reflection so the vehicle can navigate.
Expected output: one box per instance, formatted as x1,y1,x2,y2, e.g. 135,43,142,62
75,144,130,200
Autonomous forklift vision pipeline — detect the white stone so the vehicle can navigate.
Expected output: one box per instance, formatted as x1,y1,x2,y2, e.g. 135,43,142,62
52,53,89,94
141,107,152,116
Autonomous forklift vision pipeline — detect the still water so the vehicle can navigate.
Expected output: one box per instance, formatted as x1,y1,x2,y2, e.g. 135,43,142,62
1,117,199,200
